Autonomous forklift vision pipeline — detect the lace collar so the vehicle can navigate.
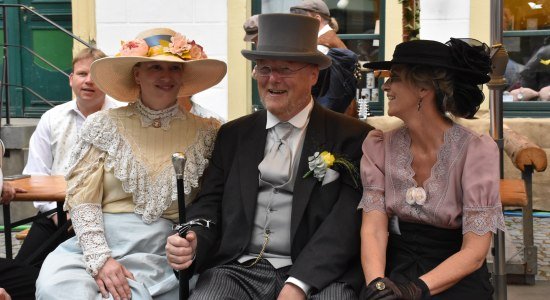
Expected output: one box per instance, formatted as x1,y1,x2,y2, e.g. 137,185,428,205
131,99,185,130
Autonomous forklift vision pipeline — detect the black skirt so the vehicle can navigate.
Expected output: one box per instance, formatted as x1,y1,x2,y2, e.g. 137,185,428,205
386,221,493,300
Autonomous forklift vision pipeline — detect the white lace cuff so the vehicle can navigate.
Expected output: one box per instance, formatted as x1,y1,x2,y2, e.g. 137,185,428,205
358,187,385,213
463,204,506,235
71,203,112,276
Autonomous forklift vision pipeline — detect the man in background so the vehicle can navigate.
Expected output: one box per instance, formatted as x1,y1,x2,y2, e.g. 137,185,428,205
16,48,122,267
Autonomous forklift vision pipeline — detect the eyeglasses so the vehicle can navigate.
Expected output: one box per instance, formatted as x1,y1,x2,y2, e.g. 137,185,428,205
255,65,309,78
385,74,401,84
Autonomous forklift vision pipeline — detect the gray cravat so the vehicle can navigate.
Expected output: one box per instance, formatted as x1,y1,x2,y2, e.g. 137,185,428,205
259,122,293,186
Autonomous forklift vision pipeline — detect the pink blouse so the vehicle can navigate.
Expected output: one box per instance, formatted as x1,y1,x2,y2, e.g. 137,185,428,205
358,123,506,235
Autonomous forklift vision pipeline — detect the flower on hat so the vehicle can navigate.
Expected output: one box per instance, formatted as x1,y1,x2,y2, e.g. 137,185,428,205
446,38,491,75
119,38,149,56
117,32,207,61
169,33,192,55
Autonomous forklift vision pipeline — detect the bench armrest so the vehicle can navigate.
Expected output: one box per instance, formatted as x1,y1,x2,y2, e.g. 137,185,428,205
503,125,547,173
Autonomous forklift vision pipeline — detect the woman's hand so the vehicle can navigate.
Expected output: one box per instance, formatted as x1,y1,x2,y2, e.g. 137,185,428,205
360,277,429,300
0,182,27,205
166,231,197,270
94,257,135,300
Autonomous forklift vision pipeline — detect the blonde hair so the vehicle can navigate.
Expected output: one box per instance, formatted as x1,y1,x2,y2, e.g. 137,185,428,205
72,48,107,67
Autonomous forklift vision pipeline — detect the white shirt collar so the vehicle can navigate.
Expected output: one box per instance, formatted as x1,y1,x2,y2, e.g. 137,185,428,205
70,96,115,118
265,98,313,130
318,24,332,37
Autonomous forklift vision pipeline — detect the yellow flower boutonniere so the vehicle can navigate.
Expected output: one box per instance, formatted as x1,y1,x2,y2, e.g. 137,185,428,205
303,151,359,188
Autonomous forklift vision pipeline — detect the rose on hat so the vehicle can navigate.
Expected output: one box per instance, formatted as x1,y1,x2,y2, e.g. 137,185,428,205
91,28,227,102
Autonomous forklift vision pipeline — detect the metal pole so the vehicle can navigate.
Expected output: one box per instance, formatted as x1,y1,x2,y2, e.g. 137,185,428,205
489,0,507,299
172,152,189,300
2,6,11,125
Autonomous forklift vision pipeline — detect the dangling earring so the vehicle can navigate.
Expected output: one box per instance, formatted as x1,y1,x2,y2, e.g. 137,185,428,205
417,97,423,111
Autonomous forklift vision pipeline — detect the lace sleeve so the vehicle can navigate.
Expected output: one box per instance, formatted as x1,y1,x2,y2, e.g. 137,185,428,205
71,203,111,276
64,142,110,276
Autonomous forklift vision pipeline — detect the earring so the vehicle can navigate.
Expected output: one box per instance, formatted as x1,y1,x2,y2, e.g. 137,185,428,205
417,97,423,111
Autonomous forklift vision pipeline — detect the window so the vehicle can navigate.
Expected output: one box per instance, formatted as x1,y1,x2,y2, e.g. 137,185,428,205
252,0,385,116
502,0,550,117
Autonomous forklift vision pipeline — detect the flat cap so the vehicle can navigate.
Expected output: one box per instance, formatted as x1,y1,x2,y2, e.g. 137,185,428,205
290,0,330,17
243,15,259,42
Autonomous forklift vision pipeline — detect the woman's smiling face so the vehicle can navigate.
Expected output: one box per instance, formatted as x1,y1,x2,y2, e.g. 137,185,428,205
133,61,184,108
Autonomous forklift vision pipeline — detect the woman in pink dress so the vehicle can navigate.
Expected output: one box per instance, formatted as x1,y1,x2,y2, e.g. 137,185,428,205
358,39,505,299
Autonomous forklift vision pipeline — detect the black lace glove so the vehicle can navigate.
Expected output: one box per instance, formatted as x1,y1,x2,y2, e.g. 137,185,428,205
360,277,430,300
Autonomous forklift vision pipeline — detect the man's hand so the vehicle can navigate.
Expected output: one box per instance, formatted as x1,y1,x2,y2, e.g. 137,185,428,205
166,231,197,270
0,288,12,300
94,257,135,300
0,182,26,205
277,283,306,300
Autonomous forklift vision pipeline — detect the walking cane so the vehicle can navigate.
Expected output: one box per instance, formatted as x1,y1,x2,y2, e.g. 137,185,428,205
172,152,189,300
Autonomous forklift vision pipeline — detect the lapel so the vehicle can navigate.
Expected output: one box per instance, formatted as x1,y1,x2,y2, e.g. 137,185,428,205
290,103,332,241
238,111,267,223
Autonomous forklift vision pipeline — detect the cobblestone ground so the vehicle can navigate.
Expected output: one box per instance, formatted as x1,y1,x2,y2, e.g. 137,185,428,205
0,232,23,258
2,216,549,280
505,216,550,281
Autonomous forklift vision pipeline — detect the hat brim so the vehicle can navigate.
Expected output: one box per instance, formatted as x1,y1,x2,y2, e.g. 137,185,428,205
91,55,227,102
241,49,332,70
363,60,490,84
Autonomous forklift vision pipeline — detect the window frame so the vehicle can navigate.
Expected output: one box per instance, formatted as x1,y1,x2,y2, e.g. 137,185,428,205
502,25,550,117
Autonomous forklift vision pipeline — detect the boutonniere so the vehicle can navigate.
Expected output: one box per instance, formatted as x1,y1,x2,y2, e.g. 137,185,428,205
303,151,359,188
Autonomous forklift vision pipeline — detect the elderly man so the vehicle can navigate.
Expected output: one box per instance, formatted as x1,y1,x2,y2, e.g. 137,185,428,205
166,14,372,299
16,48,122,267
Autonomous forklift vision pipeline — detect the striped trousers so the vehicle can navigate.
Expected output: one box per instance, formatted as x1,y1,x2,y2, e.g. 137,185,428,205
190,259,357,300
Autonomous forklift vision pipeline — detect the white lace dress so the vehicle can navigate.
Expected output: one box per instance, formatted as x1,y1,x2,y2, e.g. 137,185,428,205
36,100,219,300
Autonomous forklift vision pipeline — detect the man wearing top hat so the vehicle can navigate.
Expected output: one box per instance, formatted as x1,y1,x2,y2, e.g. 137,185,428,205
166,13,372,299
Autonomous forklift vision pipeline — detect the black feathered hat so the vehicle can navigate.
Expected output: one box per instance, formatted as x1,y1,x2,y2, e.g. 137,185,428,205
364,38,491,84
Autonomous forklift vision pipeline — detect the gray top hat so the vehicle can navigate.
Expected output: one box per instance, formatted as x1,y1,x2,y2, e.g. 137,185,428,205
241,14,332,70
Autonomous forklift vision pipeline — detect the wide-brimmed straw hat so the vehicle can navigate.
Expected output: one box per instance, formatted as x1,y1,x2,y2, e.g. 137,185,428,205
91,28,227,102
364,38,492,84
241,14,332,70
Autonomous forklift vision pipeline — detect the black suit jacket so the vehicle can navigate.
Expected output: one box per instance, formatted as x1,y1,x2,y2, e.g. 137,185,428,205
187,103,373,292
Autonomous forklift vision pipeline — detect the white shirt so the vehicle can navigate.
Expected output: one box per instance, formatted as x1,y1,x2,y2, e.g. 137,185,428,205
317,24,332,55
265,99,314,296
23,97,123,212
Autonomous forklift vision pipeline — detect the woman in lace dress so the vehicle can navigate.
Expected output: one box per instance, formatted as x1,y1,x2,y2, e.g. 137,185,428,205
358,39,505,300
36,28,227,300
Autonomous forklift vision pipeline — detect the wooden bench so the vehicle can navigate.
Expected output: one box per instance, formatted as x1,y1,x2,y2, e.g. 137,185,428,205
1,175,67,259
492,126,548,284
